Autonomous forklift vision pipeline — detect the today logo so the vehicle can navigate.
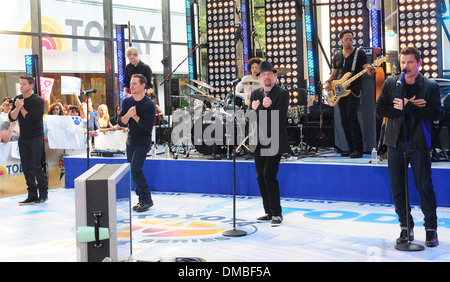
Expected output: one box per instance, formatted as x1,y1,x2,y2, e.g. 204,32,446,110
19,16,68,51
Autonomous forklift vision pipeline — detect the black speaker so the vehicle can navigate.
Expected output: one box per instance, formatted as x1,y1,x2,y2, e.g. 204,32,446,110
170,79,180,109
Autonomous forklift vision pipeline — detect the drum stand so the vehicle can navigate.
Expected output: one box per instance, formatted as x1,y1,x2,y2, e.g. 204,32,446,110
171,108,193,159
306,83,341,154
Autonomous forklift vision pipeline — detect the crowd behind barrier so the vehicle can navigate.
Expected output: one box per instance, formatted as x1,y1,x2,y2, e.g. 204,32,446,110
0,98,130,198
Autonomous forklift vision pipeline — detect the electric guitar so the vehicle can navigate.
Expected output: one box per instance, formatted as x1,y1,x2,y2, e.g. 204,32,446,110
326,56,387,107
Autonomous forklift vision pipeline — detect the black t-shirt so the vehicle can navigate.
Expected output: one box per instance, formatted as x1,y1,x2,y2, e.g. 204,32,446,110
118,95,156,146
8,94,44,139
332,48,369,95
124,60,153,89
398,83,421,142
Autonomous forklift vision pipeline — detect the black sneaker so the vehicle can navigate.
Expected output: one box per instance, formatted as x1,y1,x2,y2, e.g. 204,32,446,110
396,229,414,244
349,151,363,158
19,196,37,206
425,230,439,247
35,196,48,204
257,214,272,222
271,216,283,227
133,201,153,212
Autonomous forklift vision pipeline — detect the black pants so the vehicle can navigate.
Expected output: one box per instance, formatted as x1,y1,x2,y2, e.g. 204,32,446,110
126,142,152,202
338,94,363,153
254,147,282,216
18,136,48,196
387,142,438,230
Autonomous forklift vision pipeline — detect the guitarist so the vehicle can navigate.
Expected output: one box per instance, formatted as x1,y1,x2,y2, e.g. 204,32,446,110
324,30,376,158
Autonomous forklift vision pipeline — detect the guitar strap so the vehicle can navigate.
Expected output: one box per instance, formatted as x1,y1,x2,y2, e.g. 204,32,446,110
351,47,360,74
351,48,361,98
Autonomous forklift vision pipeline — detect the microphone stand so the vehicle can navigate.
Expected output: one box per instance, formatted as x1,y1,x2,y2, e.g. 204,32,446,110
85,92,95,170
223,82,247,237
394,81,424,252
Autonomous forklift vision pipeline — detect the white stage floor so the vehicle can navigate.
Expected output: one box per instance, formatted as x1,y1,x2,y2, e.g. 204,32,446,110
0,188,449,262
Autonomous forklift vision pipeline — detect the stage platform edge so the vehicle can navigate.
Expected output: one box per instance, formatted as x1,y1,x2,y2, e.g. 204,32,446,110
64,154,450,207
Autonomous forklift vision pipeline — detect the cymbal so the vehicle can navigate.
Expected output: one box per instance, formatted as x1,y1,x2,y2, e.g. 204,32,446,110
186,83,208,96
241,81,261,86
275,67,291,76
186,93,219,104
191,79,218,92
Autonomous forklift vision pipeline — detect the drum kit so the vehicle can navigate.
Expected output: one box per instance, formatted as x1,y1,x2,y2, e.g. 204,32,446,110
170,79,258,159
169,70,309,159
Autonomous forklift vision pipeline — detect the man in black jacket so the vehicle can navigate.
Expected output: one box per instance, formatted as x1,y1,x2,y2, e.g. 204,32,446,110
250,61,290,227
376,47,440,247
9,74,48,205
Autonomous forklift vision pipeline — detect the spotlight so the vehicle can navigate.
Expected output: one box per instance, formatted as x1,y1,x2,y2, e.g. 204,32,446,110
265,0,304,106
398,0,441,78
329,0,370,56
206,0,238,98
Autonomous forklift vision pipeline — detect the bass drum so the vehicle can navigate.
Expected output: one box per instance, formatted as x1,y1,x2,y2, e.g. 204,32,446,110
191,116,227,155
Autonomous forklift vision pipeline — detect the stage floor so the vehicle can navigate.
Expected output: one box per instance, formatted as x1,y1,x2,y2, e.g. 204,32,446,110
1,188,449,262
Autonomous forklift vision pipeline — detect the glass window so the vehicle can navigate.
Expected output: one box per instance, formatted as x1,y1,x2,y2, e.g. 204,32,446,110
113,0,163,42
40,0,105,37
0,34,38,72
0,0,31,32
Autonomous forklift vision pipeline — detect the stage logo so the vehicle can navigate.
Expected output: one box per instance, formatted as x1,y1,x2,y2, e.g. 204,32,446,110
18,16,68,51
124,213,258,244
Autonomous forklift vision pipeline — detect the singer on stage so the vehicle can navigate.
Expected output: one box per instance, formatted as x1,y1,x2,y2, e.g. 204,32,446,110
9,75,48,205
375,47,440,247
250,61,290,227
118,74,156,213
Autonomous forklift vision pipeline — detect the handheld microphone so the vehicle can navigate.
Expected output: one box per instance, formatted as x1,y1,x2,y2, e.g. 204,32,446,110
396,69,407,86
81,89,97,95
229,78,241,86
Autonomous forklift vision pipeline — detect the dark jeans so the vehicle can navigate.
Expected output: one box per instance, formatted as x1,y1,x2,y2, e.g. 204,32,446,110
18,136,48,195
338,94,363,153
126,142,152,202
387,142,438,230
254,147,282,216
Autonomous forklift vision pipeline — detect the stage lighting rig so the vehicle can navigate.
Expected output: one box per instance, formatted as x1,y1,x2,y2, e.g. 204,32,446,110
265,0,304,106
398,0,442,78
206,0,242,99
329,0,370,56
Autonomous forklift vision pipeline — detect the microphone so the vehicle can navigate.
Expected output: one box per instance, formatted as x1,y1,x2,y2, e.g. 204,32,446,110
229,78,241,86
81,89,97,95
396,69,407,86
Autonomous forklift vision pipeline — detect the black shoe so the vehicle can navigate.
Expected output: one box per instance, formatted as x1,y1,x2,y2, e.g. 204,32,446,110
35,196,48,204
349,151,363,158
425,230,439,247
19,196,37,206
257,214,272,222
133,201,153,212
271,216,283,227
396,229,414,244
340,151,351,157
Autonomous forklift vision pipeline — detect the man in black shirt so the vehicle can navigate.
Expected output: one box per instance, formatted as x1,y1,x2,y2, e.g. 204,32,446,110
324,30,376,158
376,47,440,247
124,47,153,96
9,74,48,205
118,74,156,212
